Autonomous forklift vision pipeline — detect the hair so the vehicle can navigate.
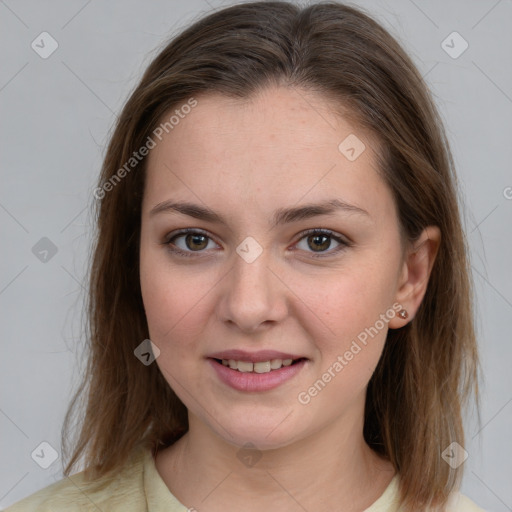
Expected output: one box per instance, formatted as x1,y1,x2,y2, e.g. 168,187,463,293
61,2,480,510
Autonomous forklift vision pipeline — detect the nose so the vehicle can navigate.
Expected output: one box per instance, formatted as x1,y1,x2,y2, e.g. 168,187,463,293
216,247,289,333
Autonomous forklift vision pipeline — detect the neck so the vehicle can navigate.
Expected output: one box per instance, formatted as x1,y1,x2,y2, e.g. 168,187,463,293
155,402,395,512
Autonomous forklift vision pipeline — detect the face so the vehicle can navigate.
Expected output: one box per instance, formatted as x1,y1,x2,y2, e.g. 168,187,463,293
140,85,406,450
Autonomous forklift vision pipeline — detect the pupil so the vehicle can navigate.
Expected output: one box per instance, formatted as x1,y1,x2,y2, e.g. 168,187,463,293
187,234,207,251
309,234,330,251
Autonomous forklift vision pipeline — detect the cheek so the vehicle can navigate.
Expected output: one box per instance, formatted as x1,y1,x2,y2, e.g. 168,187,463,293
294,264,393,339
291,263,395,386
139,243,223,361
140,262,208,389
140,242,188,338
141,267,201,341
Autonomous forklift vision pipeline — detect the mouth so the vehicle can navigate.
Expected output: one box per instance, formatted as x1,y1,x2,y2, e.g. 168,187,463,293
211,357,308,374
207,356,309,392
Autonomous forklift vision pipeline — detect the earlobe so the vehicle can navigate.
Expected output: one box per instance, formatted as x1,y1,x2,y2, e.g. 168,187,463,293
388,226,441,329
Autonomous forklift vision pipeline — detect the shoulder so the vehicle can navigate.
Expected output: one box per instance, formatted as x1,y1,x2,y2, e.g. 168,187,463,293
379,475,487,512
4,448,147,512
445,491,487,512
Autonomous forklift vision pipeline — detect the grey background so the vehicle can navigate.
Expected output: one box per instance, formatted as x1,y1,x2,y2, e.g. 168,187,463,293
1,0,511,510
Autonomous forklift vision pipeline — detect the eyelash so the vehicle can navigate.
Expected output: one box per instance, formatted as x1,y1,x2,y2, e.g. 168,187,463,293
163,228,352,259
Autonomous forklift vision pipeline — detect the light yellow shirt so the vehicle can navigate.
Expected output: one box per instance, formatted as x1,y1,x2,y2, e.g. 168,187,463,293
4,447,486,511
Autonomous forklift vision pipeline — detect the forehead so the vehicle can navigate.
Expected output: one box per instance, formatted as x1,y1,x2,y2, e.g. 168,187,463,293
143,86,394,222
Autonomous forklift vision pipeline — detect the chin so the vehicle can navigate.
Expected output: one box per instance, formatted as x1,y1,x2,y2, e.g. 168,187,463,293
226,431,296,451
207,415,301,451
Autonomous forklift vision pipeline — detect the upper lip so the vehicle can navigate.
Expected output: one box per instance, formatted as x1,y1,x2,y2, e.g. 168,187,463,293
207,349,307,363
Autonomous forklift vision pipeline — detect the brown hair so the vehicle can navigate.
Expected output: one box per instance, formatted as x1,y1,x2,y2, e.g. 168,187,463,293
62,2,480,510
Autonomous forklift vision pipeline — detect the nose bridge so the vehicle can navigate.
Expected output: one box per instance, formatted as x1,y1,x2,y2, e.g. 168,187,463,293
234,240,272,290
218,238,287,331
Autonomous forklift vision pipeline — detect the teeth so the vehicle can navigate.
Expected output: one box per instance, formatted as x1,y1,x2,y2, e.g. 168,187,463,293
254,361,271,373
221,358,298,373
270,359,282,370
237,361,254,373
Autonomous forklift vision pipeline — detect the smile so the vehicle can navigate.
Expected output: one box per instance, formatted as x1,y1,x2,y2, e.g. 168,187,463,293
217,358,301,373
208,358,308,392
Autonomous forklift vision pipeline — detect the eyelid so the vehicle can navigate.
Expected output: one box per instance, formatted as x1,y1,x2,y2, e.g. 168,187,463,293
163,227,214,245
294,227,352,246
163,228,221,258
292,228,352,258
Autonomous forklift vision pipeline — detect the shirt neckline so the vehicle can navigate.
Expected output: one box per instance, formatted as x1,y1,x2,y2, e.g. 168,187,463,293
143,448,400,512
362,474,401,511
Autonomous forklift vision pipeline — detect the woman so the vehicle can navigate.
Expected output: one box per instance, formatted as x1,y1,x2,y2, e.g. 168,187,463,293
6,1,484,511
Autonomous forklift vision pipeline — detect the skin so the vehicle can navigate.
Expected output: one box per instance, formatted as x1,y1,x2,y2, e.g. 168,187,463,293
139,85,440,512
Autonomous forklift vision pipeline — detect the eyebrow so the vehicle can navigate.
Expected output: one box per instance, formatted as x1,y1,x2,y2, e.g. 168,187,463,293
150,198,370,228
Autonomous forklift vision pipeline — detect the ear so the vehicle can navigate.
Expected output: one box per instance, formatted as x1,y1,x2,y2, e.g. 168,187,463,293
388,226,441,329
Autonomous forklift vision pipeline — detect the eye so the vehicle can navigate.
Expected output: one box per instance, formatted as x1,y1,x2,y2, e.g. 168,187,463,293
294,229,350,258
164,228,219,257
163,228,351,258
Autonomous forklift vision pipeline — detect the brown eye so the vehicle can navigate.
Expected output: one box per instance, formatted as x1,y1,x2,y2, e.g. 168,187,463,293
295,229,350,258
307,233,331,252
184,233,209,251
165,229,218,256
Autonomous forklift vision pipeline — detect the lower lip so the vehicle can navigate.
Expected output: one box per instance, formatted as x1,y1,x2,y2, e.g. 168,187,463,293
208,358,307,392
